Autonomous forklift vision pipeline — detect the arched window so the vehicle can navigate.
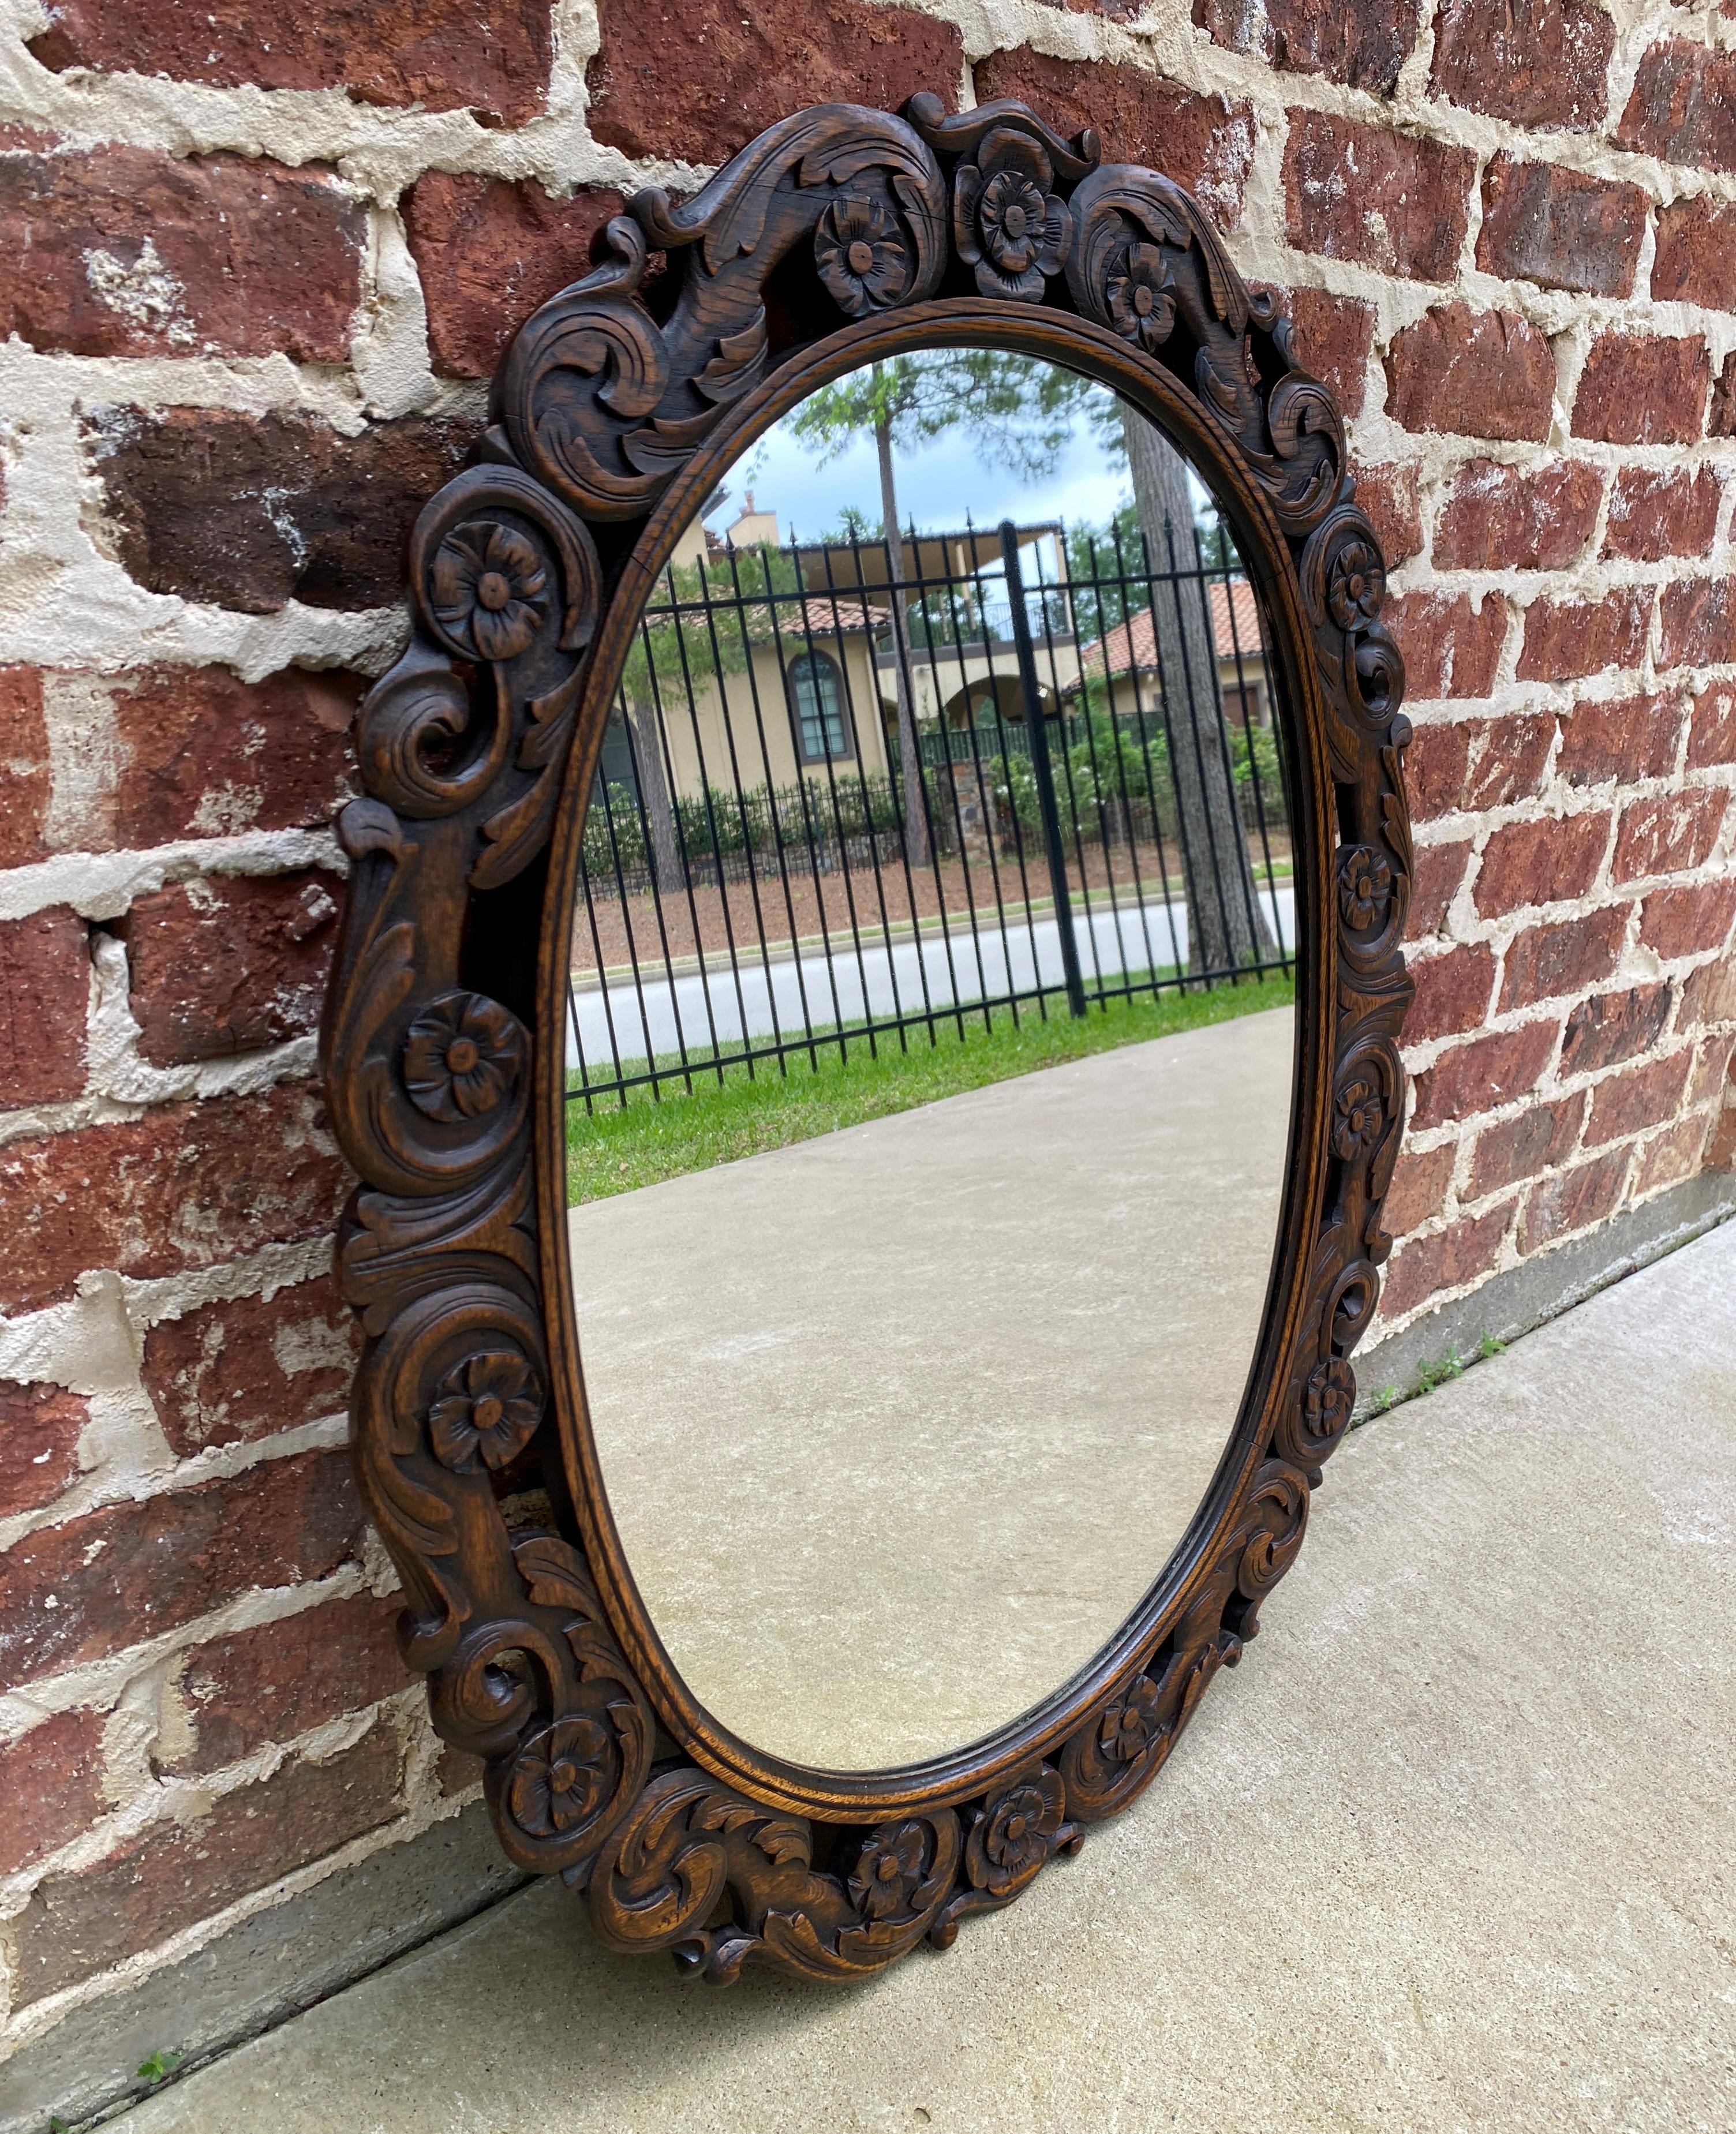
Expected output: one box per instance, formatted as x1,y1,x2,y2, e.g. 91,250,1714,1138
786,651,852,762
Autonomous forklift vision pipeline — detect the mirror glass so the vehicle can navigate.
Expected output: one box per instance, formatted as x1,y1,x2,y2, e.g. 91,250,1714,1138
564,349,1297,1772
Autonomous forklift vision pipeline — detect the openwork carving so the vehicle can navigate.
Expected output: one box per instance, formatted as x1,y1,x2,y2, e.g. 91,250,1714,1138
322,92,1412,1982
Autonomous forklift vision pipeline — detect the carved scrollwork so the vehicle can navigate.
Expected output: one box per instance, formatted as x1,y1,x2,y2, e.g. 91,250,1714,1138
930,1764,1079,1948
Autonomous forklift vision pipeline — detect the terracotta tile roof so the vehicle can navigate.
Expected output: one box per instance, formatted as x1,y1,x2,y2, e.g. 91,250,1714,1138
1080,580,1265,678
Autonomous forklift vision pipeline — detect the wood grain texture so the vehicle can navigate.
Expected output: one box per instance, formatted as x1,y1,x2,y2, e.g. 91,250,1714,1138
320,91,1413,1979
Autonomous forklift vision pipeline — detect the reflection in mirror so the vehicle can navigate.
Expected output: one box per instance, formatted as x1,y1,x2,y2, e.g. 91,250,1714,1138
564,349,1297,1772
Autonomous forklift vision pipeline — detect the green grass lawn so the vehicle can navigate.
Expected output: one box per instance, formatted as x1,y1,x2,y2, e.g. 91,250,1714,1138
565,972,1296,1205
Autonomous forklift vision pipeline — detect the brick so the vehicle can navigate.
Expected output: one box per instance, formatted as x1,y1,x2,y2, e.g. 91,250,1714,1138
1382,1142,1455,1235
1612,787,1727,883
1474,813,1609,916
1712,351,1736,439
1585,1049,1695,1145
1404,721,1469,822
28,0,552,125
143,1275,359,1455
1517,588,1653,685
404,175,624,380
0,907,88,1105
1618,42,1736,174
1689,682,1736,769
1557,692,1683,790
1652,196,1736,312
974,53,1256,231
1433,459,1603,572
111,664,358,845
0,1081,346,1315
436,1743,487,1798
1285,290,1375,417
1383,592,1507,699
1682,956,1736,1028
1561,982,1673,1074
1408,840,1471,938
1428,0,1614,132
1520,1145,1629,1252
123,870,342,1065
1468,1092,1588,1200
1643,881,1736,961
1283,111,1473,282
1603,469,1722,563
0,666,50,867
1353,462,1422,567
590,0,962,167
1708,1098,1736,1171
91,410,479,615
1689,1029,1736,1110
1379,1203,1510,1321
1660,576,1736,671
0,1447,364,1693
12,1723,402,2006
0,147,362,362
0,1709,104,1878
1410,1019,1559,1129
1572,334,1709,445
1634,1112,1712,1197
1499,906,1628,1011
164,1592,404,1775
1406,942,1496,1042
0,1377,87,1518
1193,0,1421,93
1408,713,1554,819
1475,157,1647,298
1386,305,1555,443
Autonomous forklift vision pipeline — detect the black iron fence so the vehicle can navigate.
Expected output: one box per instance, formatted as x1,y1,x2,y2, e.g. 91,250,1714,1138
566,511,1294,1109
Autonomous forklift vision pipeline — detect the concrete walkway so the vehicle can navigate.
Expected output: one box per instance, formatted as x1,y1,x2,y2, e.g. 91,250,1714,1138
111,1219,1736,2133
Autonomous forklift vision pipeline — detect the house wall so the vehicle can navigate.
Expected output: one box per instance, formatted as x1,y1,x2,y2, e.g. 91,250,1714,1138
644,635,890,800
2,0,1735,2118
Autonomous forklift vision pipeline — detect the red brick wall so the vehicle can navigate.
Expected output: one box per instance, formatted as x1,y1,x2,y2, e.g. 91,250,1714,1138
2,0,1735,2061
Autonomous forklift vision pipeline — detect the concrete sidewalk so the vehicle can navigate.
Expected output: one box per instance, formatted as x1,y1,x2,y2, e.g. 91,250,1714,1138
108,1219,1736,2134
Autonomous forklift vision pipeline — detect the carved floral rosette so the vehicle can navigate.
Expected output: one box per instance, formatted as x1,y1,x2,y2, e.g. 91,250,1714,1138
321,93,1412,1978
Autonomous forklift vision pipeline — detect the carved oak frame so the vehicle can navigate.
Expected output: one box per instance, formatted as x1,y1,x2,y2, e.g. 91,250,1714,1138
321,92,1413,1983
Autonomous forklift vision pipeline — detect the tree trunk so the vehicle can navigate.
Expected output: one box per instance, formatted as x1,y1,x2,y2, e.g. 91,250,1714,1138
875,398,931,870
623,695,683,890
1119,403,1275,978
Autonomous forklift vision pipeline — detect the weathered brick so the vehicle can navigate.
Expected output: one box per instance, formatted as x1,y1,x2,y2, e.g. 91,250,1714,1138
436,1743,487,1799
1517,588,1653,685
1409,840,1471,937
0,907,88,1106
1353,462,1423,567
110,664,358,846
12,1723,403,2006
0,1377,87,1519
0,1447,365,1693
1408,713,1554,819
1572,334,1709,445
0,147,363,361
1562,982,1674,1074
0,1708,105,1878
1473,813,1609,916
1660,576,1736,670
1711,351,1736,439
0,666,50,868
1557,692,1685,788
1652,195,1736,312
1475,157,1647,298
29,0,552,125
1643,881,1736,961
1682,954,1736,1028
0,1081,346,1315
1194,0,1421,93
1603,469,1722,563
1285,289,1375,417
1689,1029,1736,1110
1386,305,1555,442
1520,1145,1629,1252
1383,1141,1456,1235
1383,591,1507,699
123,870,342,1066
1284,112,1473,282
1468,1092,1588,1200
165,1592,404,1775
1612,788,1728,883
1585,1049,1696,1145
592,0,963,167
974,53,1256,230
1433,459,1603,572
1410,1019,1559,1128
404,175,624,380
143,1275,359,1455
1428,0,1614,132
1633,1112,1712,1197
1406,942,1496,1042
1689,682,1736,769
1379,1203,1511,1320
1618,41,1736,174
1498,906,1628,1011
92,410,479,615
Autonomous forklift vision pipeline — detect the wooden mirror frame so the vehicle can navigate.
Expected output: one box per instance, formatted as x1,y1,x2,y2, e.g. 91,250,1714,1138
320,91,1413,1983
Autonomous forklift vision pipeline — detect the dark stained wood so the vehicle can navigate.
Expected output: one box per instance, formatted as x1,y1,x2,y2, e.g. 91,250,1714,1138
320,89,1413,1982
